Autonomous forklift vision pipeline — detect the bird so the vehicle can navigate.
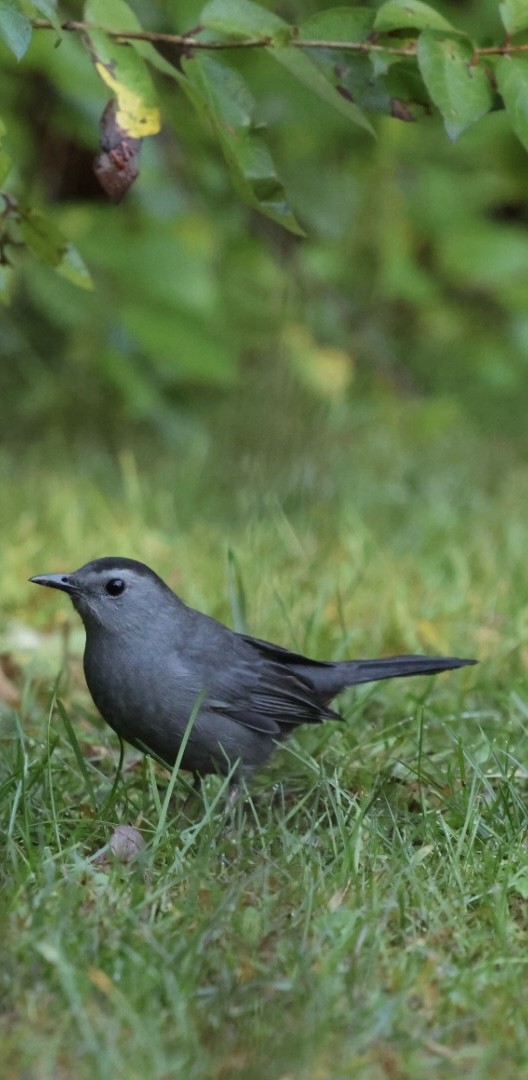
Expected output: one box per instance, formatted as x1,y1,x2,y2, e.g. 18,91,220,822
30,557,476,782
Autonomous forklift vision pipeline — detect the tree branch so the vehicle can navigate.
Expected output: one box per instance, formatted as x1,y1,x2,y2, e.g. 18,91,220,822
31,19,528,59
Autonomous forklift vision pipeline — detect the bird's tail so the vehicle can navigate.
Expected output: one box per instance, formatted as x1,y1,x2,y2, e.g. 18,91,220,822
339,654,476,688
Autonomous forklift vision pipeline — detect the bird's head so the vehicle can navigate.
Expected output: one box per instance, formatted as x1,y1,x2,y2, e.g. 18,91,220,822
30,557,176,633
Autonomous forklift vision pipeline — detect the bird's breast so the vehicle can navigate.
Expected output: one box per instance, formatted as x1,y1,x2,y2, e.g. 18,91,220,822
83,638,197,737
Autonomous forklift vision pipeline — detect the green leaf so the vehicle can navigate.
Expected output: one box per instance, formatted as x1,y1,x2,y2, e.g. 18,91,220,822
299,45,392,117
385,59,431,113
201,0,373,134
274,49,374,133
200,0,285,38
83,0,141,32
225,135,304,231
496,57,528,152
181,54,304,234
131,38,183,80
84,32,160,138
296,9,385,122
297,10,426,121
28,0,61,35
185,55,254,129
58,244,94,290
499,0,528,36
19,210,93,289
83,0,180,101
20,211,65,266
417,32,493,140
375,0,454,32
0,0,32,59
300,7,376,43
370,47,408,78
84,0,161,137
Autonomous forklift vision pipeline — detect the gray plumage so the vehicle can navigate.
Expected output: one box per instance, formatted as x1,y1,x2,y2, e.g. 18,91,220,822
30,557,476,780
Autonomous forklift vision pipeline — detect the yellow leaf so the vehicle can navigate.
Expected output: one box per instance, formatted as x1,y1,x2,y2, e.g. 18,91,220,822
95,62,161,137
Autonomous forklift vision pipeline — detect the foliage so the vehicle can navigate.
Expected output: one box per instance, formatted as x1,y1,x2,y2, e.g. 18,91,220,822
1,0,528,439
2,0,528,235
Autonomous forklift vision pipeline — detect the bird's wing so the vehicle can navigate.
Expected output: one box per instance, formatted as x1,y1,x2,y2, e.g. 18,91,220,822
208,652,341,735
239,632,335,672
182,611,341,735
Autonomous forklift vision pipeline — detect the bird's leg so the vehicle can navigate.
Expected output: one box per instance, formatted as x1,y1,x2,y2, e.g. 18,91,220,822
226,781,243,811
180,770,203,811
224,765,255,814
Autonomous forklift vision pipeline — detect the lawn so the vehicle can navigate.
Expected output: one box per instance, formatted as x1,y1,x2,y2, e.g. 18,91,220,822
1,390,527,1080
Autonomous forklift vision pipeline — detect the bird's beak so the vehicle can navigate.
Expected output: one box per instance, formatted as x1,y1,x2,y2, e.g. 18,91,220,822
30,573,76,594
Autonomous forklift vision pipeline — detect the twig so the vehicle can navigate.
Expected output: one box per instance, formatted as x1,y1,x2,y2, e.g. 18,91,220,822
31,20,528,59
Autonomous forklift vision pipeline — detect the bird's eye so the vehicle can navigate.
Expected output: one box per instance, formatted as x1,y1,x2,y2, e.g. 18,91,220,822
105,578,126,597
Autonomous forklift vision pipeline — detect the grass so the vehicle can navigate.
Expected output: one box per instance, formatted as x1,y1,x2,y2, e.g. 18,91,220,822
1,389,527,1079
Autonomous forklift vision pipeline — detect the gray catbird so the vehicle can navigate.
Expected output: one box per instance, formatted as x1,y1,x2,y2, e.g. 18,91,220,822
30,557,476,780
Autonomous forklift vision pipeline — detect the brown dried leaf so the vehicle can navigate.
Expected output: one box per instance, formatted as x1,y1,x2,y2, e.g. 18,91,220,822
93,100,142,203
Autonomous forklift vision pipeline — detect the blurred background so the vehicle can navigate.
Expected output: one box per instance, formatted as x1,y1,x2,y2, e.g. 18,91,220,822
0,0,526,679
2,6,528,1072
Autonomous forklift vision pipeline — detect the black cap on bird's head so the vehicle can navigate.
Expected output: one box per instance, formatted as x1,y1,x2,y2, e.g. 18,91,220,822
30,557,176,630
